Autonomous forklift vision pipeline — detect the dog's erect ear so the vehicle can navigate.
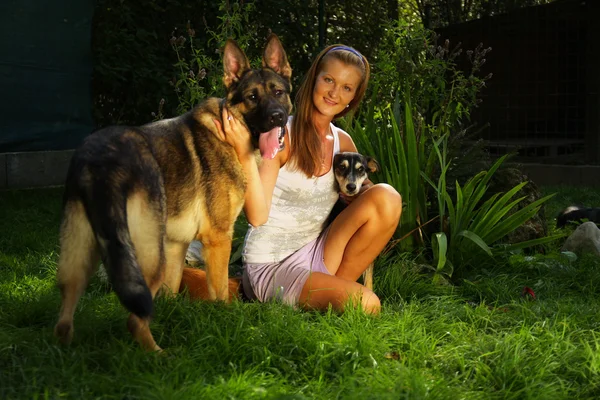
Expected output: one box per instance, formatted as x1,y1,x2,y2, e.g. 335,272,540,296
262,34,292,81
366,156,380,173
223,39,251,88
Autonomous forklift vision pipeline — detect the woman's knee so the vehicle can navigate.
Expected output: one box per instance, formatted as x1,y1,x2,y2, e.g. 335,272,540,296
360,289,381,314
368,184,402,223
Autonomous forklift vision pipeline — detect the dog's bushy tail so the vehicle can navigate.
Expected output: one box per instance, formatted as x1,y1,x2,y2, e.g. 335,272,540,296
70,177,154,319
103,220,154,319
95,197,153,318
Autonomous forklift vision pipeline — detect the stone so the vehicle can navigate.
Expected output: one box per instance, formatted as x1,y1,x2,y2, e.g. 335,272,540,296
561,221,600,257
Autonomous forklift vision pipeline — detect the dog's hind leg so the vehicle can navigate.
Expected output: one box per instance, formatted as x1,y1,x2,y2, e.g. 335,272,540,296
125,190,168,352
126,280,163,352
201,231,232,301
161,241,188,296
127,240,186,352
55,200,100,345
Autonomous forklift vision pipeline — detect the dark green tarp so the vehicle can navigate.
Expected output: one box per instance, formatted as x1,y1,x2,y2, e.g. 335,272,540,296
0,0,94,152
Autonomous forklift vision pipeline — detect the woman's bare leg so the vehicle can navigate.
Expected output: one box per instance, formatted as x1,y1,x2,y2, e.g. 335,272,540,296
299,272,381,314
324,183,402,281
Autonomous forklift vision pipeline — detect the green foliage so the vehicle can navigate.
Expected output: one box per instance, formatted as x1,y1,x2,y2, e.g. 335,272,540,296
91,0,223,126
343,22,493,252
343,95,432,252
348,82,559,283
166,1,260,117
428,154,565,282
358,20,495,214
369,21,492,132
412,0,557,28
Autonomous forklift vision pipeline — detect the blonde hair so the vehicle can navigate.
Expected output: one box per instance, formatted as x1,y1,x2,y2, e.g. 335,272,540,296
290,45,370,177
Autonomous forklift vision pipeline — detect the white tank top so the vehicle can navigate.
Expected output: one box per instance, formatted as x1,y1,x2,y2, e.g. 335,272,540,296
243,116,341,264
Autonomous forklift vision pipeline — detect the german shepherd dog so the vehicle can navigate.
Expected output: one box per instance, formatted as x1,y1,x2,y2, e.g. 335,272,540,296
54,34,292,352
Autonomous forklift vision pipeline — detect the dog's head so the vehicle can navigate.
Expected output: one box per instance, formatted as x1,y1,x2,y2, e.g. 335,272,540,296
222,34,292,159
333,152,379,196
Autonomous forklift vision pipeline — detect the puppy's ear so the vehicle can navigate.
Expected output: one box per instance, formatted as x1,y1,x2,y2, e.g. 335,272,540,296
262,33,292,82
333,153,343,166
223,39,251,88
366,156,380,173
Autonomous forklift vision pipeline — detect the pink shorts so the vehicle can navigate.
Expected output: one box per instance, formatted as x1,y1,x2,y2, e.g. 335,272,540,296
242,227,332,306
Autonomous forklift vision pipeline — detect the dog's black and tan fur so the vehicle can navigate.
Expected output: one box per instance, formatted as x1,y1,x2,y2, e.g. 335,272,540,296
54,35,292,351
327,152,380,225
556,205,600,228
333,152,380,197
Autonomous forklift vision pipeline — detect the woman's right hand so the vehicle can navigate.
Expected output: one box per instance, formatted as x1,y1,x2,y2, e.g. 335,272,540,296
213,107,254,161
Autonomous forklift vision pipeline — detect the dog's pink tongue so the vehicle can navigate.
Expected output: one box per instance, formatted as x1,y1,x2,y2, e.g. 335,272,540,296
259,127,281,159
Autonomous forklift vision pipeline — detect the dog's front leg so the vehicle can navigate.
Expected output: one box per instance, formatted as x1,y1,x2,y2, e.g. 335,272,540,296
201,232,232,301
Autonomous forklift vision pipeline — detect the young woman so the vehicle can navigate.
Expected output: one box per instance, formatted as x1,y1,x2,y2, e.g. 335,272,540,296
184,44,402,314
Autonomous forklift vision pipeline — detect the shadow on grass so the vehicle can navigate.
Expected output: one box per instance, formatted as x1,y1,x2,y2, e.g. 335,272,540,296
2,185,600,398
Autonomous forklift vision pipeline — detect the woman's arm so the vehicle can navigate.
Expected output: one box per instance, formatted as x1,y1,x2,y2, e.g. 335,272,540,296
213,108,282,227
242,155,279,226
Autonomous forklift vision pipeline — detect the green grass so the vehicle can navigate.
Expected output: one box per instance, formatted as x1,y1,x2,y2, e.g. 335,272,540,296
1,185,600,399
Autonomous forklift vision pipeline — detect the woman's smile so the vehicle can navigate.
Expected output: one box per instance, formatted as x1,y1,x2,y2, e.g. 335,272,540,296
312,58,362,119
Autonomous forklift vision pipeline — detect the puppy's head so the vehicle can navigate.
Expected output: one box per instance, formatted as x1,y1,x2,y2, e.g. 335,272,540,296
333,152,379,196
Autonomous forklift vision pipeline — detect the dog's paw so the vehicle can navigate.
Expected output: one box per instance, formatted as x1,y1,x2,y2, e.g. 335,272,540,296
54,321,74,345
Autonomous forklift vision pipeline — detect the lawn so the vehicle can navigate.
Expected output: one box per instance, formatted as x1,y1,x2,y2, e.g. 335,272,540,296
1,185,600,399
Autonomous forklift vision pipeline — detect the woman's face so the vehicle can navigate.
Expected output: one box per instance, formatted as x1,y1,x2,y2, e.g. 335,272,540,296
312,57,362,120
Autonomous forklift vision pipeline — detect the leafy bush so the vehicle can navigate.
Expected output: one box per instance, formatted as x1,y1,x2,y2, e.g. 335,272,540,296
369,21,492,129
342,19,494,251
342,95,434,252
166,1,261,117
91,0,223,126
346,88,561,282
427,152,564,283
364,20,494,194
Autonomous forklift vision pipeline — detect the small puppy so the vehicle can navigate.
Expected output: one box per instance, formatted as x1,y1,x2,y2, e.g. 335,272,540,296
328,152,380,224
333,152,380,197
556,205,600,228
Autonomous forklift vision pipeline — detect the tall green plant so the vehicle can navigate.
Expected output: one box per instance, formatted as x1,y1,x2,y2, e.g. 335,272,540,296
344,93,434,252
426,152,565,282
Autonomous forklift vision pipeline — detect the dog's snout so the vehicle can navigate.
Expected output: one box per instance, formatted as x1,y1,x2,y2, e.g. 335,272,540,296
346,183,357,193
269,111,284,126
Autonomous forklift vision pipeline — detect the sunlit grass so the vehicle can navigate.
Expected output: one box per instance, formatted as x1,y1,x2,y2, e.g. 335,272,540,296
1,185,600,399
